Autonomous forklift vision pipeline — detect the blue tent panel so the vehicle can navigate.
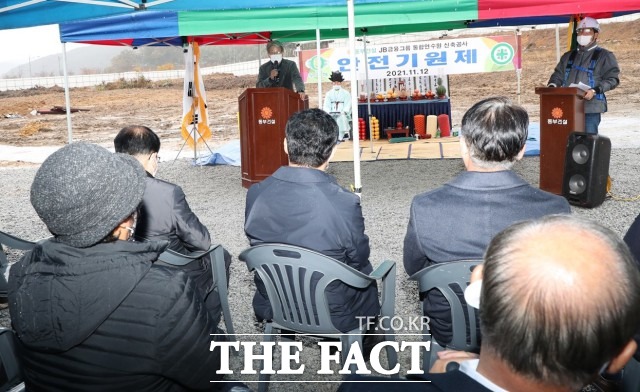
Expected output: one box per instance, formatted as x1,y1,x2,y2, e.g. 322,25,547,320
60,11,179,43
0,0,412,30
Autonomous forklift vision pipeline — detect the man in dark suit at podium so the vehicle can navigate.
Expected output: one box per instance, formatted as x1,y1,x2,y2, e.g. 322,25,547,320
256,40,306,100
547,17,619,134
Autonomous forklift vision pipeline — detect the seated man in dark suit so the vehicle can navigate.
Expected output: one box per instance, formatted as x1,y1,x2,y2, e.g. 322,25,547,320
339,215,640,391
115,125,231,329
244,108,379,335
403,96,571,347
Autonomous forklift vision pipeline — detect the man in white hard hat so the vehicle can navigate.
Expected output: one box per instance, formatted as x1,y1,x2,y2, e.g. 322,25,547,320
547,17,620,134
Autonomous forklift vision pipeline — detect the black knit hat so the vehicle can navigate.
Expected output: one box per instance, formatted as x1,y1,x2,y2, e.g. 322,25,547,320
329,71,344,82
30,142,146,248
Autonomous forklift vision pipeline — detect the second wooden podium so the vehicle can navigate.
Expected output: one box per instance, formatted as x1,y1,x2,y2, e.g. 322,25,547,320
535,87,585,195
238,88,308,189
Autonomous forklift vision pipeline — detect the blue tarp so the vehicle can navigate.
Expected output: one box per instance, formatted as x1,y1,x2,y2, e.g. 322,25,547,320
524,122,541,156
195,140,241,166
194,124,539,167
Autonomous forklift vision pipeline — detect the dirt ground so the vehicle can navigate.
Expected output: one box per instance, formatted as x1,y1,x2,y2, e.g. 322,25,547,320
1,19,639,160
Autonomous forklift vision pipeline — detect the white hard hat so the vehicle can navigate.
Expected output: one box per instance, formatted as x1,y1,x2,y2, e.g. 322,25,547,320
578,17,600,32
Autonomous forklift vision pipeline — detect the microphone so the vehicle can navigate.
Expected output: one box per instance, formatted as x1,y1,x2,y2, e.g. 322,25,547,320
273,61,280,82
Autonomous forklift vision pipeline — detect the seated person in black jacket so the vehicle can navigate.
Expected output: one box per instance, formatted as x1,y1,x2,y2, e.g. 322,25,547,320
339,216,640,391
8,142,231,391
114,125,231,329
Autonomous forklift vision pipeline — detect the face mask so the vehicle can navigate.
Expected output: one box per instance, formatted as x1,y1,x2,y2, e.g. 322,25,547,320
464,279,482,309
270,54,282,63
577,35,593,47
125,226,136,242
333,85,340,91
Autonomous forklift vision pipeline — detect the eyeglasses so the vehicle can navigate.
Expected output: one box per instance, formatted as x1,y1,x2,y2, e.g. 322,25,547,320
148,153,161,163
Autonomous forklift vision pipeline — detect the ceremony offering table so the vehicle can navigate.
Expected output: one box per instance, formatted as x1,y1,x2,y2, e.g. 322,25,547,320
358,99,451,139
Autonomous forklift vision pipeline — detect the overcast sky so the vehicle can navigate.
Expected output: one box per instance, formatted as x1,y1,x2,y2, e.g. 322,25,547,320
0,24,84,65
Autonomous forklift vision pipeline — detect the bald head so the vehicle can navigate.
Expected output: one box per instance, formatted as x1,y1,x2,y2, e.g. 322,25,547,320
480,215,640,390
504,219,619,307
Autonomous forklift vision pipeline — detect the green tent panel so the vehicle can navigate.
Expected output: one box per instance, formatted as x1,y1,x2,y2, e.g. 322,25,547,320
272,21,470,42
177,1,478,37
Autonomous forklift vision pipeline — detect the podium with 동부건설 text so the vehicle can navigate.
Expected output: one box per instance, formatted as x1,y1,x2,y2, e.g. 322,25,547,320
238,87,308,189
534,87,585,195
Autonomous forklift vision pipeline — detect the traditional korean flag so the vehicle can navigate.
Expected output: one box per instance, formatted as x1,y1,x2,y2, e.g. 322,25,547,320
181,42,211,148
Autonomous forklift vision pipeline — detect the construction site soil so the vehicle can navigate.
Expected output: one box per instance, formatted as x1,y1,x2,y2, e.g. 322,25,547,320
1,18,639,164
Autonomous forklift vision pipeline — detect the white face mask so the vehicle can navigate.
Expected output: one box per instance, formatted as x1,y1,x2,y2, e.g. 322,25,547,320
333,85,340,90
464,279,482,309
270,54,282,63
577,35,593,47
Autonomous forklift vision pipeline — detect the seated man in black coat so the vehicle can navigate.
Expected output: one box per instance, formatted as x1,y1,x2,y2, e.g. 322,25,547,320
339,215,640,391
114,125,231,329
244,108,379,334
9,143,230,391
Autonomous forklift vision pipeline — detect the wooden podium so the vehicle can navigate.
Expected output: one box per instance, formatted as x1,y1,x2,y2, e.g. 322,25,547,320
238,88,308,188
535,87,585,195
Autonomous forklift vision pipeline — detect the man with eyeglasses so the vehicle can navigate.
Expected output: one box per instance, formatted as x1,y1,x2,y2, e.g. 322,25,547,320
114,125,232,330
547,17,620,134
257,40,306,100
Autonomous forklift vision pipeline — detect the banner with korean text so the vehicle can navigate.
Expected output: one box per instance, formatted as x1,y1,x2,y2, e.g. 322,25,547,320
300,35,521,87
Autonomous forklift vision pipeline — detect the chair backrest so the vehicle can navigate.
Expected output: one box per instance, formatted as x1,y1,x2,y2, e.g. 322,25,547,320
0,232,35,268
0,328,24,392
157,245,214,266
0,231,36,299
623,357,640,392
239,244,375,335
157,244,235,339
409,260,481,352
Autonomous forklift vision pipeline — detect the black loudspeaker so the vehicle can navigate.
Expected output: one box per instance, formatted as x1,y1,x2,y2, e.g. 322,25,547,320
562,132,611,208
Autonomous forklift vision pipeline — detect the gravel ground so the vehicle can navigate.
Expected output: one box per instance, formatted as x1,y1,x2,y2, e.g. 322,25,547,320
2,150,640,391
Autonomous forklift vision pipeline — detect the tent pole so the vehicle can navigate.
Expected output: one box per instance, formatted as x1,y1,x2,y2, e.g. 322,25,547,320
347,0,361,195
555,25,561,63
62,42,72,144
515,29,522,105
362,33,374,153
316,29,322,107
257,43,261,73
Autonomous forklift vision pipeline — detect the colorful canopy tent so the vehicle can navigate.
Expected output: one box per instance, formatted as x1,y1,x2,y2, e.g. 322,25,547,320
1,0,390,30
59,11,271,47
53,2,640,44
